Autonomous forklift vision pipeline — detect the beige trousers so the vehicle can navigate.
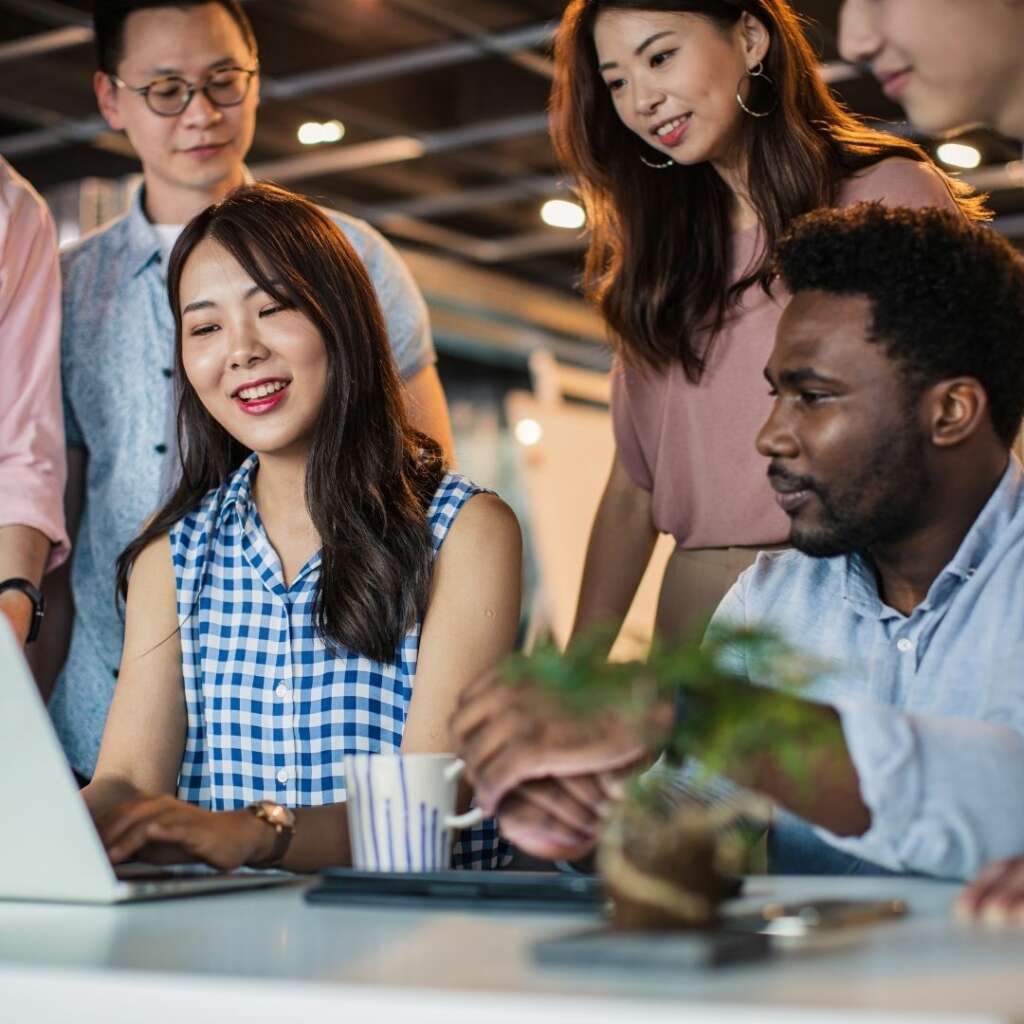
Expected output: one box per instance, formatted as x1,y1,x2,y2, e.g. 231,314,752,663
654,546,766,644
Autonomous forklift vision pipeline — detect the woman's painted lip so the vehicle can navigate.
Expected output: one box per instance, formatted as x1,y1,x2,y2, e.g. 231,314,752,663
235,382,290,415
653,115,691,148
881,69,912,100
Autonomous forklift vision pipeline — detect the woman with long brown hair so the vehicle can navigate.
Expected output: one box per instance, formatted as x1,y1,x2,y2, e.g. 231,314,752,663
79,184,521,872
555,0,986,646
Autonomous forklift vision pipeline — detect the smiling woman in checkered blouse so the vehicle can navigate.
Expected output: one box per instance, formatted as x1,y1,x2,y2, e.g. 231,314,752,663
79,184,522,872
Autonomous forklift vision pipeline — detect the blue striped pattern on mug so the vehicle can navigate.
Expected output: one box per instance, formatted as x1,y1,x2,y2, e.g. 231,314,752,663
344,753,455,871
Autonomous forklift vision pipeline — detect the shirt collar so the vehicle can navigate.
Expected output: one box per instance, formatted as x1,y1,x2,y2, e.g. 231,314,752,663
842,455,1024,619
943,454,1023,581
215,451,260,531
125,167,256,279
125,183,164,279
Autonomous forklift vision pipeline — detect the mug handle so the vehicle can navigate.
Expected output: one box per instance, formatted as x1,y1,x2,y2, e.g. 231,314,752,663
442,759,485,830
445,806,485,830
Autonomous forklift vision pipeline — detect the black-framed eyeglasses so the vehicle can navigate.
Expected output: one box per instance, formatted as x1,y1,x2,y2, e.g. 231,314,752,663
109,65,259,117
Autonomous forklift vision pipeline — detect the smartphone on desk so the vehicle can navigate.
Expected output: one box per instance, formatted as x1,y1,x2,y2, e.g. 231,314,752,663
534,926,772,970
723,898,908,938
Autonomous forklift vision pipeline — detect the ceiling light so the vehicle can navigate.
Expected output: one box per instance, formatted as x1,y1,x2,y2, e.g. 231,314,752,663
936,143,981,170
514,418,543,447
297,120,346,146
319,120,345,143
298,122,323,145
540,199,586,230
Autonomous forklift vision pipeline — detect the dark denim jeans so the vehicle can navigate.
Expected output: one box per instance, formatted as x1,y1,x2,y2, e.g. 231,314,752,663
768,811,901,877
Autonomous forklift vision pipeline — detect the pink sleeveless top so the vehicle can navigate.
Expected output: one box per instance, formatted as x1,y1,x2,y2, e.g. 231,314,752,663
611,158,961,547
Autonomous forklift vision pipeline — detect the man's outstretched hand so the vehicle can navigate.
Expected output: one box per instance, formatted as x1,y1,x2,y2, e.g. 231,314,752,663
450,667,673,856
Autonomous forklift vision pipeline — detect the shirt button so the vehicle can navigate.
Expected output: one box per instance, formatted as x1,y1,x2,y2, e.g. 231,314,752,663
276,769,289,784
896,638,914,653
154,444,168,454
162,368,173,379
275,683,289,699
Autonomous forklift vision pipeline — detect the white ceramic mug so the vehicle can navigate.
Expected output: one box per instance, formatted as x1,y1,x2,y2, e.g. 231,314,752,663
343,752,485,871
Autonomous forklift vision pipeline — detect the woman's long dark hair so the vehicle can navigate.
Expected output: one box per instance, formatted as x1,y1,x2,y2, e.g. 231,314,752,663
116,183,445,663
552,0,989,382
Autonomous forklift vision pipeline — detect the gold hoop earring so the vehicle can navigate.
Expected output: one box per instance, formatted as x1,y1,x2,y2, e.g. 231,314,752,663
639,150,674,169
736,61,778,118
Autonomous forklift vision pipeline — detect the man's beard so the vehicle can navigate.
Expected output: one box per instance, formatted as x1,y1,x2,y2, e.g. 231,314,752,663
777,424,931,559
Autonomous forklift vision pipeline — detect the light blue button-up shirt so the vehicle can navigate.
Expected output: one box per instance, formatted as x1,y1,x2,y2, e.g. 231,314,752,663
709,456,1024,880
51,184,435,778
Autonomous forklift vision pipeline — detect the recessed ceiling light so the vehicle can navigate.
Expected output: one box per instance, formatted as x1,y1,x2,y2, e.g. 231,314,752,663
936,143,981,170
540,199,586,230
319,120,345,143
514,418,543,447
297,120,346,146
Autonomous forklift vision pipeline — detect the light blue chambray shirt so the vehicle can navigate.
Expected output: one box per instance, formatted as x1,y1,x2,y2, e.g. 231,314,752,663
708,455,1024,881
50,183,435,778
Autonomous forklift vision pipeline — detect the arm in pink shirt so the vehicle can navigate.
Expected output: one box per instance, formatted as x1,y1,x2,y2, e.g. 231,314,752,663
0,161,69,574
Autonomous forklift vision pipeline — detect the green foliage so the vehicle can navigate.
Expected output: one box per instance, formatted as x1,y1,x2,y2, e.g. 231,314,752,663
502,622,839,794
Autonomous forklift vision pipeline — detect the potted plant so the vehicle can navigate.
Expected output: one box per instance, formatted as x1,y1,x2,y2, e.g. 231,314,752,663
502,624,838,930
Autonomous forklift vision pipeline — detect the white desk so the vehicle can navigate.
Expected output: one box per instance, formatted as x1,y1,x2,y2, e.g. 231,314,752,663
2,875,1022,1023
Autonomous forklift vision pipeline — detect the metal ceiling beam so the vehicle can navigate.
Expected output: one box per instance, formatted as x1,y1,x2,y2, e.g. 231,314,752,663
0,24,92,64
0,114,112,159
358,210,584,264
259,22,554,101
964,161,1024,193
0,0,89,27
385,0,554,79
819,60,859,84
0,20,555,161
361,174,566,220
252,111,549,182
395,244,604,343
995,213,1024,239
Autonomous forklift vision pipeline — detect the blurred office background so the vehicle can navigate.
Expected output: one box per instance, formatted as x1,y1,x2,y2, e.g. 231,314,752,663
4,0,1023,650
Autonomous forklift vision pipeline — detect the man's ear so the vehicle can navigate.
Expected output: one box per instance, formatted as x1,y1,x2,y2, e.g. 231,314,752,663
94,70,125,131
740,12,771,66
925,377,990,448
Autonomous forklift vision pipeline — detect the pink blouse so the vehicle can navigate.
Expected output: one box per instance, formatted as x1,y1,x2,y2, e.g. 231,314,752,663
611,158,961,548
0,158,68,568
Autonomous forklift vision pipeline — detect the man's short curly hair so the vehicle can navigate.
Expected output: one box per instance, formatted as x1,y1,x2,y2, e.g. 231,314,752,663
774,203,1024,448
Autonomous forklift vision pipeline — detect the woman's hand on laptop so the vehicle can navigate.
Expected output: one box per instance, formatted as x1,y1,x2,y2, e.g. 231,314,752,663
97,794,275,871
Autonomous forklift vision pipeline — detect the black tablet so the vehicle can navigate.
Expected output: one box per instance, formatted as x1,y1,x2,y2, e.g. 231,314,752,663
306,868,606,912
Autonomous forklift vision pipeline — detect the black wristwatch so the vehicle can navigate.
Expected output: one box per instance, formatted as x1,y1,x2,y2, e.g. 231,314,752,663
0,577,45,643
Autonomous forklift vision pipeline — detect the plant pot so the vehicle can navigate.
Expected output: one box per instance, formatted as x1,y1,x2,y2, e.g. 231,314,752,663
597,789,764,932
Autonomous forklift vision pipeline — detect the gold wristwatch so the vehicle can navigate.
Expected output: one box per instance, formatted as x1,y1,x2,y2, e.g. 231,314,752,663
247,800,296,869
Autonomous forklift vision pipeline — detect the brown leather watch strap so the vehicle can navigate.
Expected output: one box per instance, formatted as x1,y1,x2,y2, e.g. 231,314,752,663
247,802,296,869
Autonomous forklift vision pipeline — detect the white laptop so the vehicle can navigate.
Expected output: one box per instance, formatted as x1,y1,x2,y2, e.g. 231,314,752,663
0,617,293,903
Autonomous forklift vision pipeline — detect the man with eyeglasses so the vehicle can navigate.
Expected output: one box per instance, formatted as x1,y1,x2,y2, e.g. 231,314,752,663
47,0,456,784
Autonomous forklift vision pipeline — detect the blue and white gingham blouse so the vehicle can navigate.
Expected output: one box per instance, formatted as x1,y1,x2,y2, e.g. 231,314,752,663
169,452,506,868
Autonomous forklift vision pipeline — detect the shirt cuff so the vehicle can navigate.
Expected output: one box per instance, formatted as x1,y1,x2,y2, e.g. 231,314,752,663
811,697,922,874
0,493,70,572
